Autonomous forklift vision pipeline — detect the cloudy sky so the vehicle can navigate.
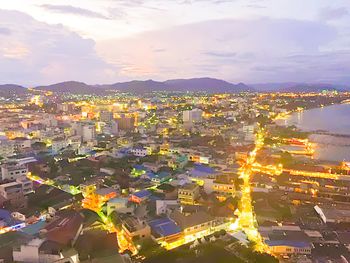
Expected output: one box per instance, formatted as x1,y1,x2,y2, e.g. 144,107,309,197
1,0,350,85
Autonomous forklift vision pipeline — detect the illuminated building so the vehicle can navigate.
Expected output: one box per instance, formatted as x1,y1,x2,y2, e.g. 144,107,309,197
188,154,210,164
148,217,184,250
129,190,152,204
266,241,311,255
202,178,235,199
178,183,200,205
170,210,215,243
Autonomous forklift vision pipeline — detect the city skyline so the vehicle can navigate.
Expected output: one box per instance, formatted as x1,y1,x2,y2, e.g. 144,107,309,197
1,0,350,86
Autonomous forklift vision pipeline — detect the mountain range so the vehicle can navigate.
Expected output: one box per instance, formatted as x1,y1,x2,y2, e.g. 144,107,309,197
0,78,348,95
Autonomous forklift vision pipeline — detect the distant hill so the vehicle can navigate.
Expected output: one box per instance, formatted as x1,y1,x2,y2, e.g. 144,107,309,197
35,81,103,94
101,77,252,93
34,78,253,94
3,79,348,94
0,84,28,96
102,80,169,93
164,78,253,93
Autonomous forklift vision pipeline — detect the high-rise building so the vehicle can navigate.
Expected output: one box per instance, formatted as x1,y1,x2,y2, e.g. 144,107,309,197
82,124,96,142
116,114,135,131
111,121,119,135
183,108,203,123
100,110,113,123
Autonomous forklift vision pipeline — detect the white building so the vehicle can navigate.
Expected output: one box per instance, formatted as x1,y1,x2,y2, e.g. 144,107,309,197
131,147,148,157
13,238,79,263
183,108,203,123
0,162,28,181
82,124,96,142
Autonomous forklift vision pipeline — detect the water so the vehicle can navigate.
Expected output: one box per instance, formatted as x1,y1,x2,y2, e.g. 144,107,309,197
279,103,350,162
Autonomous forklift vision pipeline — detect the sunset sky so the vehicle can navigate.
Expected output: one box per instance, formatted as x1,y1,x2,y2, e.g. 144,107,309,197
1,0,350,85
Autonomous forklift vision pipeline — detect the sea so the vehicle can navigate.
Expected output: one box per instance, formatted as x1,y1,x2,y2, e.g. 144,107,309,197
277,103,350,162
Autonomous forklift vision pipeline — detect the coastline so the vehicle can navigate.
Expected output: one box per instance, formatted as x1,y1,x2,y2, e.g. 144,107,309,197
279,103,350,162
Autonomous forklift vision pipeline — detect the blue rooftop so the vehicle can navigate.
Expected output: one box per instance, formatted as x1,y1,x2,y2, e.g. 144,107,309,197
193,164,215,174
148,218,181,237
266,240,310,248
190,164,216,178
133,189,152,199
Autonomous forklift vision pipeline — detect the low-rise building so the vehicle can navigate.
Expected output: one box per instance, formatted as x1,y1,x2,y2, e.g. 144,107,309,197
13,238,79,263
1,162,28,181
266,240,312,255
16,176,33,195
178,183,200,205
122,216,151,241
0,181,27,209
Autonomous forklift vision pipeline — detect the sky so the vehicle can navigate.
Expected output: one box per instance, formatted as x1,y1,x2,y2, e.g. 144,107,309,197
0,0,350,86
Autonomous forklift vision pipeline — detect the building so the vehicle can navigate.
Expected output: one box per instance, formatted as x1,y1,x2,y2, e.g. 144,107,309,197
0,140,15,158
111,121,119,135
129,190,152,204
12,138,31,152
107,197,130,215
13,238,79,263
178,183,200,205
41,212,83,246
131,147,148,157
170,210,215,243
203,178,235,199
314,205,350,224
99,110,113,123
0,181,27,209
183,108,203,123
116,115,135,131
16,176,33,195
57,103,72,112
52,139,68,153
266,240,312,255
148,217,183,250
82,124,96,142
121,216,151,241
0,162,28,181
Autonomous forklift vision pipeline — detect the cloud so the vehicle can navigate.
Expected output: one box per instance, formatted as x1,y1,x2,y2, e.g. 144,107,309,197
319,6,349,21
0,9,115,85
40,4,109,19
203,51,237,57
97,18,345,83
0,27,11,35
